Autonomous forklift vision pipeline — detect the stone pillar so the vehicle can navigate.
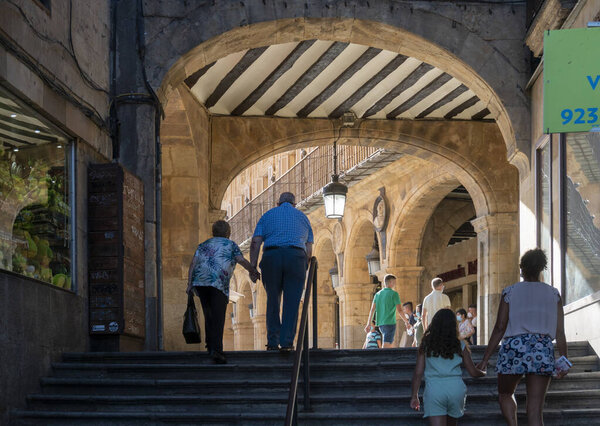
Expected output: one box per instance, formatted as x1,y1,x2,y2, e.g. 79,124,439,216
334,283,376,349
233,322,254,350
315,294,337,348
471,213,519,343
114,0,160,350
252,314,267,350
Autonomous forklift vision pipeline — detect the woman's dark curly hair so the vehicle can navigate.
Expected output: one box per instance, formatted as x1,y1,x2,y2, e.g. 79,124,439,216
419,308,462,359
520,248,547,281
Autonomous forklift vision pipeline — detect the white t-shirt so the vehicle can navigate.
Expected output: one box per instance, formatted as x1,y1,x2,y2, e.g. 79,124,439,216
502,281,560,339
422,290,451,326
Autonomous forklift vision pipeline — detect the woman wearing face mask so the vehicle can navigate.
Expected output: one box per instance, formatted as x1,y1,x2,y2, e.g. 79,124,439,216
456,308,474,345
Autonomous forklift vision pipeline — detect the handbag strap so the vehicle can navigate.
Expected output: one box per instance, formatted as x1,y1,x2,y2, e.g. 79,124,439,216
188,292,196,309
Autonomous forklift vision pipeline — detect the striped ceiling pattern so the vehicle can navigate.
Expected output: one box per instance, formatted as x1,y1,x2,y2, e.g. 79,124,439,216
186,40,492,121
0,90,64,151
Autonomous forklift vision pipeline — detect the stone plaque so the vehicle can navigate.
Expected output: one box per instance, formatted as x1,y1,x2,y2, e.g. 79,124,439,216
332,222,345,254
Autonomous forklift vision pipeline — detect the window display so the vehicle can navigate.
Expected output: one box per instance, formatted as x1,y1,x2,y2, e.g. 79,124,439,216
564,132,600,304
0,86,72,289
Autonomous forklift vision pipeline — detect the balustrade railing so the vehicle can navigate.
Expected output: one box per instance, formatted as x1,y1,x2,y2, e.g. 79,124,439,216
228,145,378,246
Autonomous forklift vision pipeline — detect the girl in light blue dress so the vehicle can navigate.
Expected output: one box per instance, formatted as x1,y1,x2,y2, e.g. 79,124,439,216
410,309,485,425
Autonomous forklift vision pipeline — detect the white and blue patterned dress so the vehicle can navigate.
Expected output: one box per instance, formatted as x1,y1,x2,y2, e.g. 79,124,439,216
190,237,242,297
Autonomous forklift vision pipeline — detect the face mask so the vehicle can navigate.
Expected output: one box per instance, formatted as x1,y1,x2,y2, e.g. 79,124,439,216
467,312,472,318
456,315,462,321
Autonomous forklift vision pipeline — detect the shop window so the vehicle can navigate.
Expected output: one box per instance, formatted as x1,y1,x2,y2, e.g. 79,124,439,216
536,136,553,281
563,132,600,304
0,86,72,289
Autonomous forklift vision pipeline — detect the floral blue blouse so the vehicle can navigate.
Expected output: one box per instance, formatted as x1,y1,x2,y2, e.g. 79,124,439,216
190,237,242,297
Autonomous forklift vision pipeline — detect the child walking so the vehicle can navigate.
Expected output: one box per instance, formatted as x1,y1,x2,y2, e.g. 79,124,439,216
410,308,485,425
363,320,382,349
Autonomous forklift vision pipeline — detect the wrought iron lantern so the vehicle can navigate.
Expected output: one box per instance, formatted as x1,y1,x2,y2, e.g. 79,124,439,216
323,114,353,219
365,247,381,276
329,263,340,288
366,233,381,276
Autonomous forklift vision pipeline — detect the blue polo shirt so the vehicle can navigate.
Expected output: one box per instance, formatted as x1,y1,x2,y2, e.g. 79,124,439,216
253,202,314,251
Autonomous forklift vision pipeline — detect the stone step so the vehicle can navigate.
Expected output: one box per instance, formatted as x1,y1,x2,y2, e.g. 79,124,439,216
39,371,600,396
59,342,593,365
25,389,600,413
14,342,598,425
12,408,600,426
49,355,598,381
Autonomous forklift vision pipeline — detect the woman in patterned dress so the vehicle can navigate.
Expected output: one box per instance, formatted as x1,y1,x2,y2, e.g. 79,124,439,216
477,248,568,426
186,220,259,363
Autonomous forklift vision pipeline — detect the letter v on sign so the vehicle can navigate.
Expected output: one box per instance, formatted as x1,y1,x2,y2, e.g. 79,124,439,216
588,75,600,90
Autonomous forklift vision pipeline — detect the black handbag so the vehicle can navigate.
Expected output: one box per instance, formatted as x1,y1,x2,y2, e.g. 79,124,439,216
183,293,202,344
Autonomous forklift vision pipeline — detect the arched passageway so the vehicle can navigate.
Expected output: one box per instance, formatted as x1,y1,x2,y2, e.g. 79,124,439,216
158,16,521,350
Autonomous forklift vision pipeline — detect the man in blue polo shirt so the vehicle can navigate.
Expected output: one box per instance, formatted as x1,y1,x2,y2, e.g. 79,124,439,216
250,192,314,352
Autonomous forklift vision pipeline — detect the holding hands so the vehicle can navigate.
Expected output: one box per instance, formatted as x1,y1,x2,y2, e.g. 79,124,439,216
410,395,420,411
249,267,261,283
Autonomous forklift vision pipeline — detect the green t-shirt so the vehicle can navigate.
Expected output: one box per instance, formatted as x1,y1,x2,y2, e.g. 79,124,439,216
374,287,401,326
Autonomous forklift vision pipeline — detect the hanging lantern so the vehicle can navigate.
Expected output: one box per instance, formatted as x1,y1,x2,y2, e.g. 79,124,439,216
323,129,348,218
323,175,348,219
365,247,381,276
329,263,340,288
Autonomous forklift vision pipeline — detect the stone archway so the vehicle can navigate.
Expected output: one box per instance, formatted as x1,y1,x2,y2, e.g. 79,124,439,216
147,10,529,162
337,213,378,349
384,170,518,342
155,10,524,351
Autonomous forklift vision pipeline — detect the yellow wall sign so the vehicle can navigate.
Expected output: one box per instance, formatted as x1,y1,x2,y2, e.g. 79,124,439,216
544,28,600,133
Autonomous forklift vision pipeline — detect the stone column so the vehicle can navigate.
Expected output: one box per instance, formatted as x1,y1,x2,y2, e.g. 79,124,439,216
114,0,160,350
471,213,519,343
252,314,267,350
316,294,337,349
334,283,376,349
233,322,254,350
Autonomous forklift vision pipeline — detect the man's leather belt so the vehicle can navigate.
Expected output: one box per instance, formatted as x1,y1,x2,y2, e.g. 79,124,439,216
264,246,304,252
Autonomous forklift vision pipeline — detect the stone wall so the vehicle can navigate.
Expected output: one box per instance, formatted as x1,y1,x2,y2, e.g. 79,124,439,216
161,86,211,351
0,272,86,424
0,1,113,420
0,0,111,156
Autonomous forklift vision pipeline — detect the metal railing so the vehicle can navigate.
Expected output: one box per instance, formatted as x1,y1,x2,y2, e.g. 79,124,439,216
285,256,318,426
228,146,378,246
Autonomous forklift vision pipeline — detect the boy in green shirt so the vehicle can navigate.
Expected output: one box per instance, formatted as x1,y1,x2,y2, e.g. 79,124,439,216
364,274,410,348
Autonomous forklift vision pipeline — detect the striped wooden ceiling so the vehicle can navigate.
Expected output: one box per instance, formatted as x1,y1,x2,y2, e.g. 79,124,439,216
186,40,492,121
0,88,65,151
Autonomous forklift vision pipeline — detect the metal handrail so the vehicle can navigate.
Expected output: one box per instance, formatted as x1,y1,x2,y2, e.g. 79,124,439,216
285,256,318,426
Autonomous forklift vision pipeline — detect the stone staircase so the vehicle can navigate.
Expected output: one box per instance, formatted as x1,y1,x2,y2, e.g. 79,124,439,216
12,342,600,425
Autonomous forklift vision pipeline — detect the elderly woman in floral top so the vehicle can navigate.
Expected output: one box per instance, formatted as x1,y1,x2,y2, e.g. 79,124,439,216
187,220,259,364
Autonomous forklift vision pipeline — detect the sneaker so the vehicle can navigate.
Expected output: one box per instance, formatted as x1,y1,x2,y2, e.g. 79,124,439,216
266,345,279,351
211,350,227,364
279,346,293,353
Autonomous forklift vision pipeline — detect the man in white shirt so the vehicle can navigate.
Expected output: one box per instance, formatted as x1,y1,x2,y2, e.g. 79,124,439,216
421,277,451,330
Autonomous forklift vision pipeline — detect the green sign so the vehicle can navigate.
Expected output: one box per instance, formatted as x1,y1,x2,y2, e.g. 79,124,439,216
544,28,600,133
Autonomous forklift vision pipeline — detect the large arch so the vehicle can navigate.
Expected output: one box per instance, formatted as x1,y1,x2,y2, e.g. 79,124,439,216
147,9,529,161
155,6,524,350
207,117,516,217
336,213,378,349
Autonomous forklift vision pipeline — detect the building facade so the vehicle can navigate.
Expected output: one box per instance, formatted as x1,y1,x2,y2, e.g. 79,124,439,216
1,0,599,421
